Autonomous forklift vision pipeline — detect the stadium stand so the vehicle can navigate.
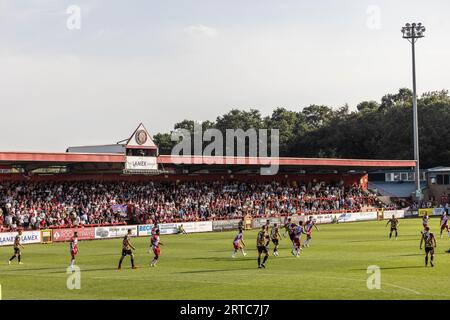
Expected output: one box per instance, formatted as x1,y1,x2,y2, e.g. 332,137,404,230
0,179,381,231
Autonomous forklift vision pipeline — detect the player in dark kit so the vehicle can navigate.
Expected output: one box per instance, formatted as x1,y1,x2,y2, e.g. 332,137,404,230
264,220,270,231
256,226,270,268
238,218,245,230
386,215,399,240
270,223,282,256
118,229,137,270
287,222,296,244
420,226,437,267
283,217,291,238
8,230,24,265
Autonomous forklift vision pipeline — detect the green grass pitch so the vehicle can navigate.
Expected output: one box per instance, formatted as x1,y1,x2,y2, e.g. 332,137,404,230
1,218,450,300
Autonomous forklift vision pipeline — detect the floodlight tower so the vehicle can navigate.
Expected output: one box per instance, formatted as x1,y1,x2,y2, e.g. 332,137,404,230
401,22,426,199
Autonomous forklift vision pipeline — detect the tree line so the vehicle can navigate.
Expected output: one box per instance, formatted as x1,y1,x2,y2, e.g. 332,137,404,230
153,88,450,168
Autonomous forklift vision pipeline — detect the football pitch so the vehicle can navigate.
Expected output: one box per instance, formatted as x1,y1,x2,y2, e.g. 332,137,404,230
1,219,450,300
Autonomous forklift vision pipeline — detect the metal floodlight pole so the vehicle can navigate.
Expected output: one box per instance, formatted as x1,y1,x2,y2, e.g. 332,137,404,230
401,22,426,198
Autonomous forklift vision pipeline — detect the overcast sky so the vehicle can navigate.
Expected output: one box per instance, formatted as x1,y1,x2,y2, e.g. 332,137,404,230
1,0,449,151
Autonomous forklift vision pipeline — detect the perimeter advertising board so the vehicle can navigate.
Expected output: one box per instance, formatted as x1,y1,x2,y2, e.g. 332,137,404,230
0,230,41,246
53,227,96,242
94,225,138,239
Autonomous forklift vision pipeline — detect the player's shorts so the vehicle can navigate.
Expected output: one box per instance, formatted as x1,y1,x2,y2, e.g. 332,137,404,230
441,224,448,230
153,246,160,257
293,238,301,247
13,247,21,255
306,231,312,238
289,234,294,242
121,249,133,256
425,247,434,254
71,248,78,257
271,238,279,246
390,227,397,232
233,242,241,250
257,245,268,254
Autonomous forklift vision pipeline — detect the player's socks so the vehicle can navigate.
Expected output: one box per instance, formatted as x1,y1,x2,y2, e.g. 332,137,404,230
18,255,21,263
430,257,434,267
257,256,261,267
9,256,15,262
425,256,428,266
118,257,124,269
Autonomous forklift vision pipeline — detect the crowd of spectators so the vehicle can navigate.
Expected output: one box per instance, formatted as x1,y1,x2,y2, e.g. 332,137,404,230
0,179,380,231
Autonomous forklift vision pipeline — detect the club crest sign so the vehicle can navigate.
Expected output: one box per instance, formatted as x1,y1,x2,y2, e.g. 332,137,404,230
135,130,148,145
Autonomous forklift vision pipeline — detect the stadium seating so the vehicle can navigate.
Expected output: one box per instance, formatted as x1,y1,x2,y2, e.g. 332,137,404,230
0,180,382,230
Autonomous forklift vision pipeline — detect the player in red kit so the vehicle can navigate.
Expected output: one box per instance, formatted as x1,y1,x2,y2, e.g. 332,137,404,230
303,216,319,248
152,222,160,236
440,213,449,238
150,229,163,267
422,213,429,229
292,221,305,257
69,232,79,270
232,228,247,258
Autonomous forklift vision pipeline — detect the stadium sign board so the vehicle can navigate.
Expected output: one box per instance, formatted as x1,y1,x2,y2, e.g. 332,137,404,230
432,207,446,216
212,219,242,232
125,156,157,171
311,213,336,224
418,208,434,216
336,211,378,223
137,223,178,236
94,225,138,239
53,227,96,242
404,210,418,217
307,211,378,224
252,217,283,229
0,230,41,246
137,224,155,236
382,210,405,220
138,221,213,236
177,221,213,233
